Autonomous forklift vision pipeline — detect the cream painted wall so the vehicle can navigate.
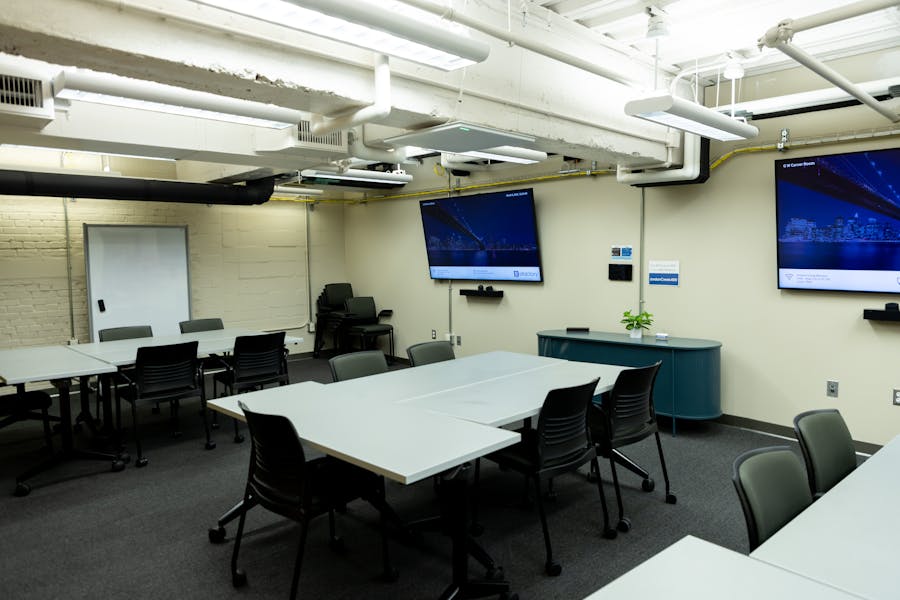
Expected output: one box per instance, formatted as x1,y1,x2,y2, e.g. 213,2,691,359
342,105,900,446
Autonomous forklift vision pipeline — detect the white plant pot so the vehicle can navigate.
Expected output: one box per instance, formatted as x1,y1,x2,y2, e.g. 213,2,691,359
629,328,643,339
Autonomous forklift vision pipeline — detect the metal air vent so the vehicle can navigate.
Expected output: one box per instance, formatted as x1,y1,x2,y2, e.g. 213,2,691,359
0,71,54,127
297,119,345,151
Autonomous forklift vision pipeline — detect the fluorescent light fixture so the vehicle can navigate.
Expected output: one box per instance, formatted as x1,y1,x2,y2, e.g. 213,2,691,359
625,92,759,141
385,122,536,153
0,144,177,162
54,69,303,129
195,0,490,71
273,185,323,196
300,168,412,186
461,146,548,164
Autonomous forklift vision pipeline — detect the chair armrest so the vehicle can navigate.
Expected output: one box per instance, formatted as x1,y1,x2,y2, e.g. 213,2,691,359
377,309,393,318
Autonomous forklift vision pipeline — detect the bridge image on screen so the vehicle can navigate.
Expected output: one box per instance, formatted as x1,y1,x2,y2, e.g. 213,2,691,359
419,188,542,282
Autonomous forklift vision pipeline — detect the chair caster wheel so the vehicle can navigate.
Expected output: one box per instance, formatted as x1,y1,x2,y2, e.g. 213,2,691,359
617,517,631,533
111,459,126,472
545,561,562,577
232,570,247,588
642,478,655,492
136,457,149,468
665,492,677,504
233,434,244,444
586,471,598,483
378,567,400,583
211,422,220,430
13,482,31,497
208,526,226,544
329,537,345,553
117,452,131,464
469,522,485,536
602,527,618,540
205,441,217,450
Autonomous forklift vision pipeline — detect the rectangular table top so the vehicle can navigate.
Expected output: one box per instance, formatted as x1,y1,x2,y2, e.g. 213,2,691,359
584,535,863,599
69,328,302,366
0,345,117,385
751,435,900,600
398,359,626,427
208,381,520,485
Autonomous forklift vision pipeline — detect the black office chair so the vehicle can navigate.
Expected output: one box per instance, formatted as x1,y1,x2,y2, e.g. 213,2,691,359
480,378,615,576
230,400,394,599
588,361,675,533
179,318,224,333
793,409,857,499
732,445,812,551
314,282,354,357
343,296,394,361
117,340,214,467
98,325,153,342
0,390,54,453
328,350,388,382
407,341,455,367
213,332,289,443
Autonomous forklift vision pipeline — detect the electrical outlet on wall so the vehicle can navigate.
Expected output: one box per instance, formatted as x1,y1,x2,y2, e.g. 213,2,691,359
893,389,900,406
826,380,839,398
431,329,436,340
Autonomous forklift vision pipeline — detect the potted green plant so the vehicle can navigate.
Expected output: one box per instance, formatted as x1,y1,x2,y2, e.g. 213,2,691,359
621,310,653,339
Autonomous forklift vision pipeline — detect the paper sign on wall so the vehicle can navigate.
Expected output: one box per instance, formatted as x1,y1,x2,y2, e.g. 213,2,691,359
611,245,633,261
649,260,680,286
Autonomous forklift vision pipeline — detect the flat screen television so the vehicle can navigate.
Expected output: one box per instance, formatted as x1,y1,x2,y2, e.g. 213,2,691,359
419,188,543,282
775,147,900,293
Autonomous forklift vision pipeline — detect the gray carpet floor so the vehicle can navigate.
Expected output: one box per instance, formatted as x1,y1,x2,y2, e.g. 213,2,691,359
0,356,796,599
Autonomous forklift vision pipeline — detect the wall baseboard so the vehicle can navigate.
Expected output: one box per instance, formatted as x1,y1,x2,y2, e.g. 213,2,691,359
716,413,881,455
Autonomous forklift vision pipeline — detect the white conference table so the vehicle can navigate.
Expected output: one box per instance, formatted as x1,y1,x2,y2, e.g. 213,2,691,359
751,435,900,600
0,345,121,495
583,535,865,599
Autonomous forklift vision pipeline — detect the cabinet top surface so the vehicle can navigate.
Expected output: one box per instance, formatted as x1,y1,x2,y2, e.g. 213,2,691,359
537,330,722,349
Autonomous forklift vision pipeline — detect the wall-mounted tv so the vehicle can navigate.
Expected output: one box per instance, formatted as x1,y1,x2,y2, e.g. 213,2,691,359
419,188,543,282
776,147,900,293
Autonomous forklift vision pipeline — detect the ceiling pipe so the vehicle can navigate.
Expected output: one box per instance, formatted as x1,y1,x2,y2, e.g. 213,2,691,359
0,169,275,204
759,0,900,123
348,128,409,164
310,54,392,136
398,0,642,87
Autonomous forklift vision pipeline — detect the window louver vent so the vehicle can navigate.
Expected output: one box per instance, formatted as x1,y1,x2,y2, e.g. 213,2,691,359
0,75,43,108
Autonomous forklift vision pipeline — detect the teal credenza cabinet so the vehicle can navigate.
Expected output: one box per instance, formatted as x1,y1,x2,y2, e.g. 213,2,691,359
537,330,721,433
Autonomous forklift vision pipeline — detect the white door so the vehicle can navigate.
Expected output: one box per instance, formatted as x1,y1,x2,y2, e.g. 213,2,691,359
85,225,191,341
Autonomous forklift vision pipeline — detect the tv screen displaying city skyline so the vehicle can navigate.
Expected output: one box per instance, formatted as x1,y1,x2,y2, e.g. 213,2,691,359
775,147,900,292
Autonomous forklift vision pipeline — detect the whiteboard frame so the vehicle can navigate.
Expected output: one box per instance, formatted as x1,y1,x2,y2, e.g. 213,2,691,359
84,224,192,342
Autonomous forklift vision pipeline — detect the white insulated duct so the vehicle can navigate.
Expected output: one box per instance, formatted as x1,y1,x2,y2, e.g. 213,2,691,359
310,54,392,136
759,0,900,123
616,133,701,185
348,128,408,164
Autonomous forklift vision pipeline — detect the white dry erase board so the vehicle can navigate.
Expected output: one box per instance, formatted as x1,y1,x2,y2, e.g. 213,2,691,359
84,224,191,342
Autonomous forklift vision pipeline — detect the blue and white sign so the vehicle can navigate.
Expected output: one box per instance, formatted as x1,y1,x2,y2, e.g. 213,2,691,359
611,245,633,261
649,260,680,286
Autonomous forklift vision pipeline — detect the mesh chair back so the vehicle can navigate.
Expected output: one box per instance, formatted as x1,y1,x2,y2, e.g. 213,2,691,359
536,378,599,469
179,318,224,333
99,325,153,342
793,409,857,496
732,446,812,551
323,283,353,309
134,341,199,396
407,341,455,367
606,361,661,442
239,400,308,513
232,332,288,384
329,350,388,382
344,296,378,322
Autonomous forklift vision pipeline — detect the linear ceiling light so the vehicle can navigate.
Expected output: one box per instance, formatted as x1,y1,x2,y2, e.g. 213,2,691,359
300,168,412,185
54,69,304,129
195,0,490,71
461,146,548,165
625,92,759,141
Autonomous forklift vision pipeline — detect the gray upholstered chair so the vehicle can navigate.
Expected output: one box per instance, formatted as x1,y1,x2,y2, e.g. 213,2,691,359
179,318,224,333
793,409,857,498
98,325,153,342
406,341,455,367
329,350,388,382
732,446,812,551
343,297,393,360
